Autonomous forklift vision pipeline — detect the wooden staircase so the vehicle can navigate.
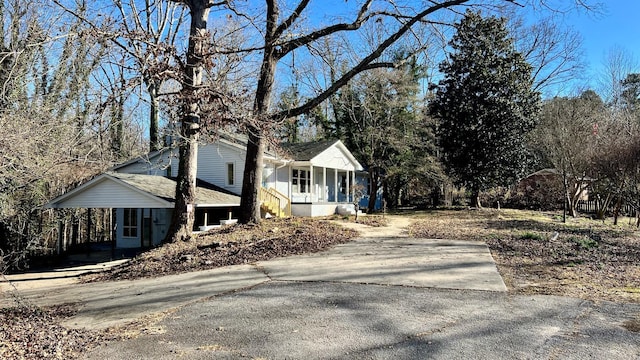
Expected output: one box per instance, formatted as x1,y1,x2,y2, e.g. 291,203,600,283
260,187,291,218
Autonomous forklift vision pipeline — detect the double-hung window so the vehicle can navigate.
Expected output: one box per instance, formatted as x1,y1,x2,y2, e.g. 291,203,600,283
123,208,138,238
292,169,310,193
226,162,235,186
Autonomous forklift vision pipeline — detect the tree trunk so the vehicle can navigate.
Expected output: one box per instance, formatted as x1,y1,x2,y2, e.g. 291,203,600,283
165,124,199,242
148,80,161,151
613,195,622,225
568,195,578,218
239,2,278,224
471,190,482,209
164,1,209,242
367,169,380,213
239,128,264,224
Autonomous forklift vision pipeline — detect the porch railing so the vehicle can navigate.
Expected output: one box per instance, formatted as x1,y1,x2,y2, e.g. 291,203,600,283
260,187,291,217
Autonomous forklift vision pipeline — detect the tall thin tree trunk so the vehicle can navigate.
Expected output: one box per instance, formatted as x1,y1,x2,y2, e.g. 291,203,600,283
471,189,482,209
240,128,264,223
148,81,161,151
613,195,622,225
239,2,278,224
367,169,379,213
166,127,198,241
165,1,209,242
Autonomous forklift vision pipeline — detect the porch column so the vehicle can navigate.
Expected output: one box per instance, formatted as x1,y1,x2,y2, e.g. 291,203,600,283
351,170,356,203
334,168,338,203
309,165,314,202
346,171,350,203
322,167,326,202
288,166,292,199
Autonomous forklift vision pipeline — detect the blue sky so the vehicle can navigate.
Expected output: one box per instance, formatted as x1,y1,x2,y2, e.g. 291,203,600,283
290,1,638,95
560,1,640,88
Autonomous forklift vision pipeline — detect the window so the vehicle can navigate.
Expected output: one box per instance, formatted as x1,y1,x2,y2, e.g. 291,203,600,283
123,208,138,238
226,162,235,186
292,168,310,193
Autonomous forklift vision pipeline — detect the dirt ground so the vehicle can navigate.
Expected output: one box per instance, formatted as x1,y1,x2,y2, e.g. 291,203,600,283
408,209,640,304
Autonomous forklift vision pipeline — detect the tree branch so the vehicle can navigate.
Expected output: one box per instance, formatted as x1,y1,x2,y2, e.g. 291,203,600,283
273,0,310,39
274,0,470,119
274,0,374,59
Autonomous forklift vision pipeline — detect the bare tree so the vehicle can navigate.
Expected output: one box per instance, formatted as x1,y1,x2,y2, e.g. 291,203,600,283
239,0,489,224
598,46,638,106
110,0,188,151
163,0,234,242
510,15,586,95
53,0,188,152
532,91,604,218
0,0,131,269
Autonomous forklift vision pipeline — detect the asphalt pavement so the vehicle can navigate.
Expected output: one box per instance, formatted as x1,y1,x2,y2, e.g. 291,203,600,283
2,217,639,359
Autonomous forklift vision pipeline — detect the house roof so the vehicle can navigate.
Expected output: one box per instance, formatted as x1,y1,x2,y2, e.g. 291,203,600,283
282,139,341,161
522,168,595,182
45,172,240,209
281,139,363,171
524,168,561,178
110,131,281,172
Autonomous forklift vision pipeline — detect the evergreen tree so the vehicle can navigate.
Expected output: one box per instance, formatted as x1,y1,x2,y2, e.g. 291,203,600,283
430,10,540,207
327,55,441,211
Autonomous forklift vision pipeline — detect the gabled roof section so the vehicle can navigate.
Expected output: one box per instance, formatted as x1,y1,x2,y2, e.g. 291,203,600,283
525,168,560,177
45,173,240,209
280,139,363,171
109,149,170,172
282,139,341,161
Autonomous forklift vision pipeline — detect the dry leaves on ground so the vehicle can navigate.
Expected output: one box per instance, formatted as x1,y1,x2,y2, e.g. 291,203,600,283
2,217,359,359
0,304,120,359
409,209,640,303
85,217,358,282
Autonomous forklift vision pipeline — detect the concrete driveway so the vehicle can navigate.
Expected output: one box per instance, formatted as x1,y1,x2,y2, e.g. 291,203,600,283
2,216,639,359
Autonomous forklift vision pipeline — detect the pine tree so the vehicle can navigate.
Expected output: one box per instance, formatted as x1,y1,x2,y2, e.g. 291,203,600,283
430,10,540,207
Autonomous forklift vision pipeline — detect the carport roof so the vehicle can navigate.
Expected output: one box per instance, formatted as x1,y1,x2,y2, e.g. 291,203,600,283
45,172,241,209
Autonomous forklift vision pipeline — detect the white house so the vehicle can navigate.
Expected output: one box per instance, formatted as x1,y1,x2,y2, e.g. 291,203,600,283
45,135,366,248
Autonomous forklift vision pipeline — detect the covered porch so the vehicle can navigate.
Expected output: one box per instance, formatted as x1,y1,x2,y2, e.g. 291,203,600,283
288,166,359,217
265,140,364,217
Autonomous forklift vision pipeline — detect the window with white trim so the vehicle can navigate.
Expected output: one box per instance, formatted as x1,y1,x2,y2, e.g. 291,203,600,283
226,162,235,186
123,208,138,238
292,168,310,193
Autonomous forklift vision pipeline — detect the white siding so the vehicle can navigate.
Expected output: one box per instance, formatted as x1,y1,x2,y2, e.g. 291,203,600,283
52,178,170,208
275,167,290,197
311,145,358,171
291,203,337,217
193,143,245,194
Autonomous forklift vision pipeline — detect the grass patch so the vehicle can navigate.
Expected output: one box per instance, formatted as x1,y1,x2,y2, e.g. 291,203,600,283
568,235,598,249
519,231,545,241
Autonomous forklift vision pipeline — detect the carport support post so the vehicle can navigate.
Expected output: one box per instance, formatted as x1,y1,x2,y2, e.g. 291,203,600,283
57,220,63,255
86,208,92,255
